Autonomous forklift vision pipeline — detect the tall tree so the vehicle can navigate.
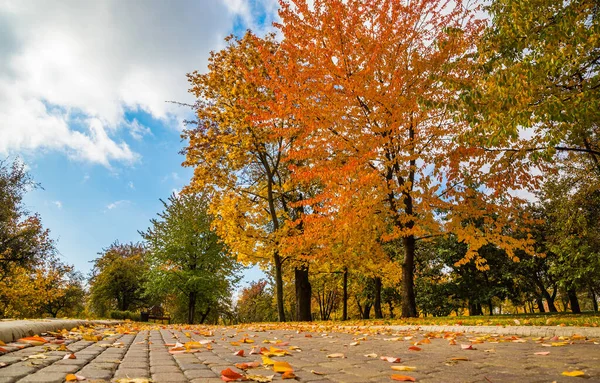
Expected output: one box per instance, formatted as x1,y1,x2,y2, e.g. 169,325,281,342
184,33,311,321
275,0,533,316
0,159,52,281
141,193,241,324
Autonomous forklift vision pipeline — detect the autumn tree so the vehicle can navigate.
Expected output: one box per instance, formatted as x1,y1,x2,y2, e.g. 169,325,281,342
184,32,313,321
88,242,149,316
471,0,600,176
236,279,278,323
273,0,535,317
141,193,241,324
0,159,53,281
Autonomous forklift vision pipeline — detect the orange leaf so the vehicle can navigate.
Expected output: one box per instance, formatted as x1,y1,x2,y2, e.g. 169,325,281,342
408,346,421,351
220,368,243,381
235,361,260,370
18,336,48,346
65,375,77,382
233,350,244,357
282,371,296,379
273,361,293,373
391,374,416,381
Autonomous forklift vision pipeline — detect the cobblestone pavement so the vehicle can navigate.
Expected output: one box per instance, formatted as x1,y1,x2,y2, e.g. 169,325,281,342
0,323,599,383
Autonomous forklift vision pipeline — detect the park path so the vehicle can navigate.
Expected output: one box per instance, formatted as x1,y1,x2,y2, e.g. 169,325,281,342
0,321,599,382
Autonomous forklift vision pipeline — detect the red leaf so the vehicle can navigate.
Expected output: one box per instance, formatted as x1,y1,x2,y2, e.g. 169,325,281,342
233,350,244,357
220,368,243,382
408,346,421,351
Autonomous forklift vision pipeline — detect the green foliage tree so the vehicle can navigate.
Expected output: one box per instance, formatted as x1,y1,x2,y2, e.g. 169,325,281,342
88,242,149,317
141,193,241,324
471,0,600,175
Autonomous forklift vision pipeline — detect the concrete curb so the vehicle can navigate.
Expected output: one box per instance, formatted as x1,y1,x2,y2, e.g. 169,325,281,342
0,319,121,343
361,324,600,338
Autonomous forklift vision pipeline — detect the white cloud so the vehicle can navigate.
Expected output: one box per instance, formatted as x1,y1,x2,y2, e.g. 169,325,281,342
106,199,130,210
0,0,269,167
53,200,63,209
128,181,135,190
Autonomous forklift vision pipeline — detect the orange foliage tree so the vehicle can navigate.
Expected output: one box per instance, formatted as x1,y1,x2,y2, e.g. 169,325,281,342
272,0,537,317
184,33,314,321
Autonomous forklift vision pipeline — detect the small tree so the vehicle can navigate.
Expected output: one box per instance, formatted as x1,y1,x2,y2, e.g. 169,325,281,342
141,193,241,324
88,242,149,316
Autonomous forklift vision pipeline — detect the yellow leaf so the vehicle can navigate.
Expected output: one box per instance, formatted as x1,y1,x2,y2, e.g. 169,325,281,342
273,361,293,373
391,366,417,371
262,356,276,366
65,374,77,382
562,371,585,377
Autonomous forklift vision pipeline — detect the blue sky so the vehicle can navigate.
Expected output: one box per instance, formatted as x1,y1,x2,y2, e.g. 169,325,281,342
0,0,280,285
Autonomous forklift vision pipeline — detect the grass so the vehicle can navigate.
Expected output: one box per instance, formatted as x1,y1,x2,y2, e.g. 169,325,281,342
341,312,600,328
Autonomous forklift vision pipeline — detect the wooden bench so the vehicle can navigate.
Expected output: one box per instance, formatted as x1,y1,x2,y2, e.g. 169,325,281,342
141,306,171,324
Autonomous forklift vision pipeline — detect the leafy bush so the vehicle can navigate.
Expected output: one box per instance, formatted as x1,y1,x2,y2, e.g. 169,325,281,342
108,310,139,321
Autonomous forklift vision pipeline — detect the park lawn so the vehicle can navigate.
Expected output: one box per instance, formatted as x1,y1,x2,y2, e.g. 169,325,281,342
339,313,600,328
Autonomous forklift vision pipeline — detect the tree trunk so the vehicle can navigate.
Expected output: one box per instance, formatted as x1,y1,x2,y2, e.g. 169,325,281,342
342,268,348,321
541,288,558,312
589,287,598,312
567,288,581,313
487,300,493,316
401,235,417,317
199,307,210,324
295,266,312,321
374,277,383,319
388,301,395,318
536,297,545,313
274,252,286,322
188,291,196,324
362,303,372,319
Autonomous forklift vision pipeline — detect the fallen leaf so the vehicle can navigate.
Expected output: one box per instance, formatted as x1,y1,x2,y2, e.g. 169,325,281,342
233,350,244,357
311,370,326,375
408,346,421,351
18,336,48,346
534,352,550,356
380,356,401,363
235,361,260,370
63,353,76,359
460,344,474,350
27,354,47,360
114,379,152,383
261,356,276,366
281,371,296,379
273,361,293,373
221,367,244,381
450,357,469,361
364,353,378,358
562,371,585,377
327,353,346,358
245,374,274,382
349,341,360,346
65,374,85,381
420,338,431,344
391,366,416,372
391,374,416,381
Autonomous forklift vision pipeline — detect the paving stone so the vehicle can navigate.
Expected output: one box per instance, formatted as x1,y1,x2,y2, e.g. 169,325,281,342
151,372,188,382
183,369,218,379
